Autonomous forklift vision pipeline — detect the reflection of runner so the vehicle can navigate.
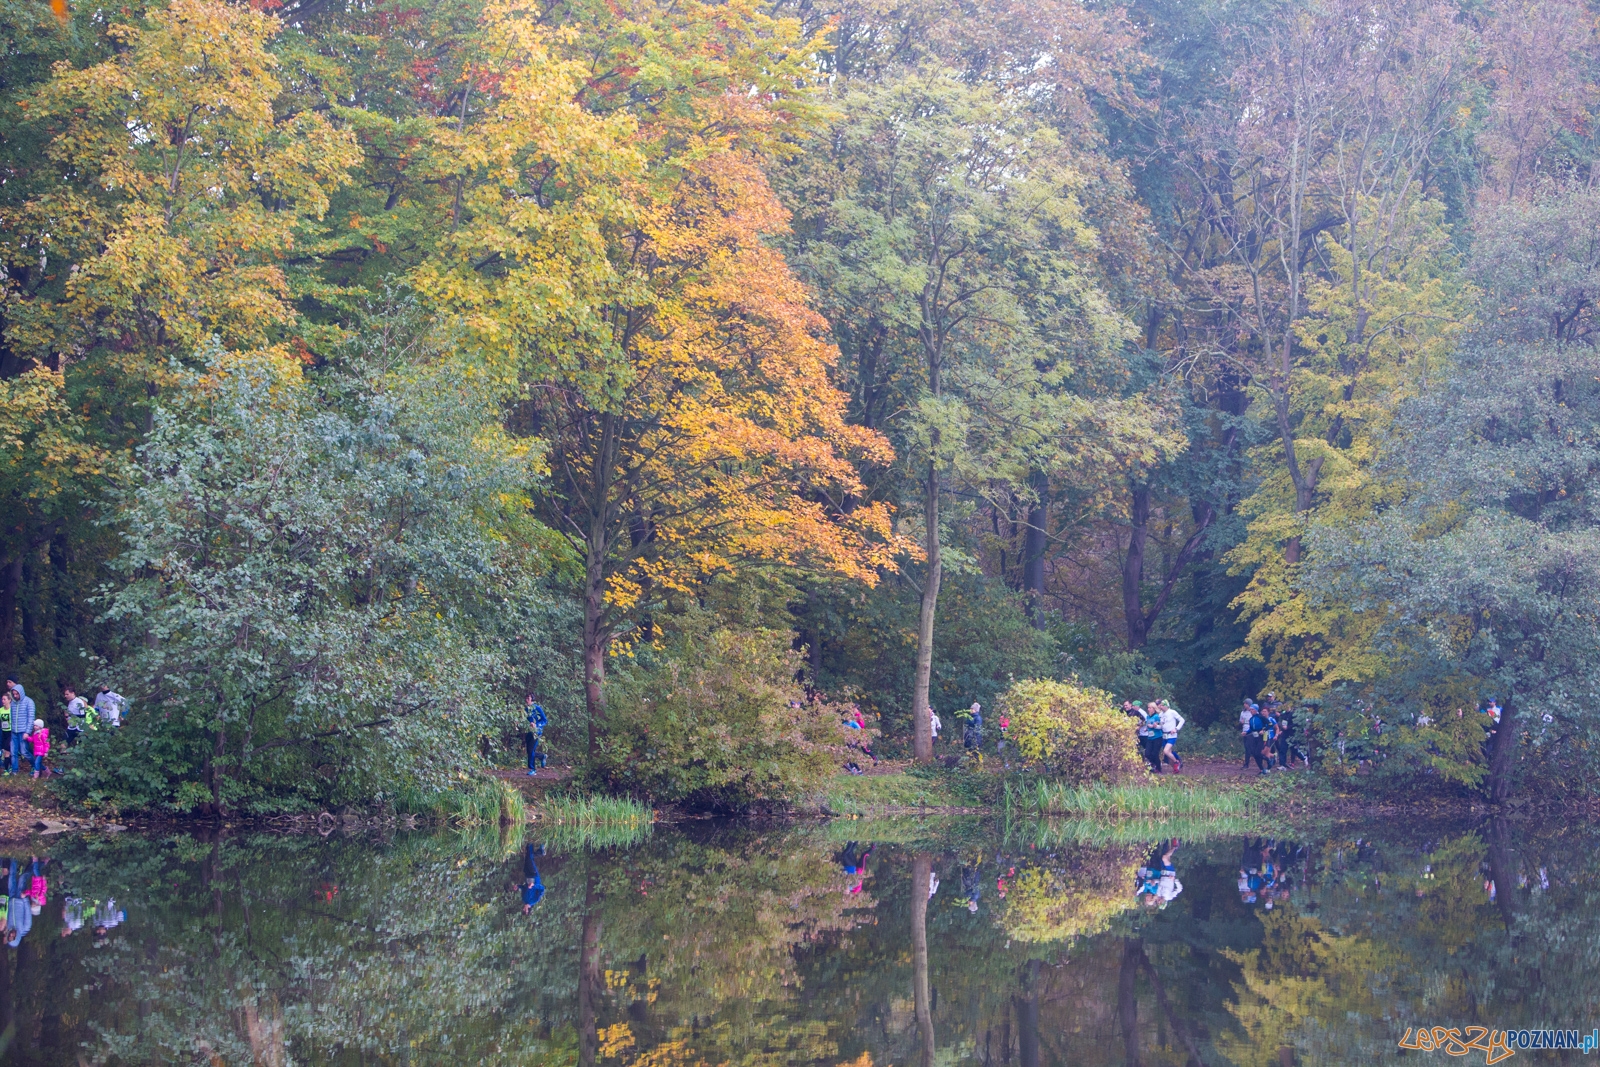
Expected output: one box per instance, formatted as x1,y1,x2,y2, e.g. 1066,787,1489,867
61,895,84,938
836,842,872,894
3,859,31,948
1137,840,1182,908
521,843,545,914
960,866,982,913
92,898,125,945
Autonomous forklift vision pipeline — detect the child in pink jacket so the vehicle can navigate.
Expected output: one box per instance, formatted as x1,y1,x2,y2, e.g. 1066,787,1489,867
25,720,47,778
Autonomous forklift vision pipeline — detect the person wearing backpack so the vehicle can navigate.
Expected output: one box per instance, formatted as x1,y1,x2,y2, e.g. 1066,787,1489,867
1244,707,1273,774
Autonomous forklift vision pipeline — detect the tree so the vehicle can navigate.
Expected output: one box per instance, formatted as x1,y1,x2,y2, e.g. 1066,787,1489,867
1309,338,1600,803
782,67,1173,759
2,0,358,367
85,326,549,813
414,0,903,752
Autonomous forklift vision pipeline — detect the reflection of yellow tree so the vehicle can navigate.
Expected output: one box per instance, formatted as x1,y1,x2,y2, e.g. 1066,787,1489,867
1218,835,1499,1065
998,849,1141,944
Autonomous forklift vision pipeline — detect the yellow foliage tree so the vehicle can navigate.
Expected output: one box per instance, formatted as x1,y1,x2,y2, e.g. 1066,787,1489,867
1225,199,1473,697
413,0,908,744
998,852,1142,944
2,0,358,371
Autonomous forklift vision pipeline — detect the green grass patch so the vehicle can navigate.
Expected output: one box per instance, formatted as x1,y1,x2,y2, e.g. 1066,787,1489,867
393,777,524,826
820,770,984,815
535,793,653,850
1009,777,1264,818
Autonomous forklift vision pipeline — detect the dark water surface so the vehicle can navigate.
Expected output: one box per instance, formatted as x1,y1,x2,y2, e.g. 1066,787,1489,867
0,816,1584,1065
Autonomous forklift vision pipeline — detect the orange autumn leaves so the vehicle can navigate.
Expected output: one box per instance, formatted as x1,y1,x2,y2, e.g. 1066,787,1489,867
610,151,905,608
409,0,910,631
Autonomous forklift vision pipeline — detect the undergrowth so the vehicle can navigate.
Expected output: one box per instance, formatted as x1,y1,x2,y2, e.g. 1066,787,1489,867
536,793,653,849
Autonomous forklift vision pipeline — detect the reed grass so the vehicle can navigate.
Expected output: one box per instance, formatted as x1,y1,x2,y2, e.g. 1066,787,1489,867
393,778,525,827
1009,778,1263,818
535,793,653,849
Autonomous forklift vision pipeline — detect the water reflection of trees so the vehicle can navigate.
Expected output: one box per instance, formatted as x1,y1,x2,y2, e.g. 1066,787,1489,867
0,823,1596,1064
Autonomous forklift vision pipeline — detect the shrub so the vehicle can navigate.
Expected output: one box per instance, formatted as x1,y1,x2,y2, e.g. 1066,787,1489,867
589,621,854,810
998,847,1142,943
997,678,1146,783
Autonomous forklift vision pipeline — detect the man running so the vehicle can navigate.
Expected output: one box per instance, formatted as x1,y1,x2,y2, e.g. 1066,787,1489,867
1243,705,1272,774
1158,700,1185,774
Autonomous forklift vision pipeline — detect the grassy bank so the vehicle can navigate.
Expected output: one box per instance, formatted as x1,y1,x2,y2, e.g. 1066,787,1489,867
534,793,654,849
817,766,988,815
1010,779,1263,817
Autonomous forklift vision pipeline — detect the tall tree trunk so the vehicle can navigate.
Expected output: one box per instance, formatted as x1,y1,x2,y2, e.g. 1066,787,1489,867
1013,959,1041,1067
582,570,607,761
911,459,940,762
911,855,936,1067
1488,697,1518,804
1124,484,1218,650
1119,938,1142,1067
0,553,19,674
1022,471,1048,629
583,416,617,760
1123,486,1151,649
578,873,603,1067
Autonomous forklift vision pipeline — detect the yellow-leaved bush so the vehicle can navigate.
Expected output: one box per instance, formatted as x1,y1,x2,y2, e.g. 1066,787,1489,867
998,848,1142,943
997,678,1145,783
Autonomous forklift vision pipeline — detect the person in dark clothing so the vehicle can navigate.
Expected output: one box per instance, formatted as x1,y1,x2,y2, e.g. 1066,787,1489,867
1243,708,1272,773
960,866,983,913
1275,708,1297,768
962,704,984,752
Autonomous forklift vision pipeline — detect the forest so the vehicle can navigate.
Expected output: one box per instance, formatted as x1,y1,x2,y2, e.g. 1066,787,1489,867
4,0,1600,813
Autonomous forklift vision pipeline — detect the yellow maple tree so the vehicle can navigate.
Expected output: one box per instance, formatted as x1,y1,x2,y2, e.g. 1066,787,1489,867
413,0,909,743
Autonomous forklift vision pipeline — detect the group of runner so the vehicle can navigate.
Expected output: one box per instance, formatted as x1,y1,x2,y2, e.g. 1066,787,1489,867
1238,694,1304,775
1239,838,1304,908
0,676,125,777
1122,699,1186,774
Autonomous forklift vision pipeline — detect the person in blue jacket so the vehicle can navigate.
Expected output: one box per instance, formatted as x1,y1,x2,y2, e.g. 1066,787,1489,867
524,695,548,775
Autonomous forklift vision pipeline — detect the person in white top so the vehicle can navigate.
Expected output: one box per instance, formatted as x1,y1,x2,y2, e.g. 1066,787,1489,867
94,687,125,728
929,708,942,743
1158,700,1185,773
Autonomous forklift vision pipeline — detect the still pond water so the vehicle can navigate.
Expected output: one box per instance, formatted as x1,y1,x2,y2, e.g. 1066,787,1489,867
0,817,1582,1065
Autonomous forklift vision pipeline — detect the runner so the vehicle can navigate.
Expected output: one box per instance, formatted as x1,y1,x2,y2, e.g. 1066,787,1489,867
94,686,125,729
1239,700,1256,769
1158,700,1185,774
63,687,87,747
1275,705,1297,769
1129,702,1160,773
1144,705,1166,773
1243,705,1272,774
